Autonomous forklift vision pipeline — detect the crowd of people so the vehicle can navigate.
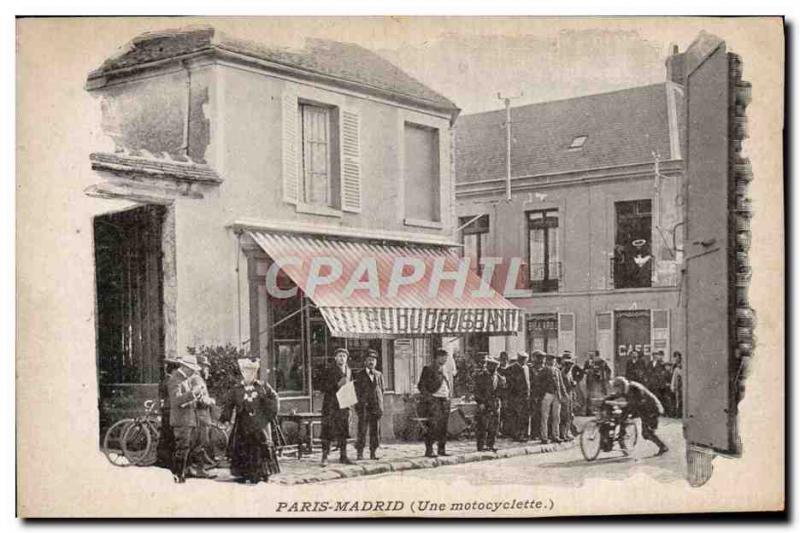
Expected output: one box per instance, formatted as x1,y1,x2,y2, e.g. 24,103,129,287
156,345,683,483
467,348,680,456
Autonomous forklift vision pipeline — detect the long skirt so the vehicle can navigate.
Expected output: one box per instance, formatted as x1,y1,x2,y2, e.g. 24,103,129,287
228,425,279,480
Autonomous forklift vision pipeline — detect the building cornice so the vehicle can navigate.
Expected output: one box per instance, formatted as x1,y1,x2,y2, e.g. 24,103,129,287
455,159,684,199
229,217,461,248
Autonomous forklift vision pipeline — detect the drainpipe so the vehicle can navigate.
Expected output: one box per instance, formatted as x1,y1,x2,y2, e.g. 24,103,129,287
182,61,192,158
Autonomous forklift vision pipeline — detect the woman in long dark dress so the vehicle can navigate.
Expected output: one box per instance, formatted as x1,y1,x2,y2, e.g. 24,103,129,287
220,357,279,484
320,347,353,466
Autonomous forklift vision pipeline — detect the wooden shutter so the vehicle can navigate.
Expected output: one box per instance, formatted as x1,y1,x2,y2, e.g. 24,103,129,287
595,312,614,375
281,90,299,205
340,109,362,212
651,309,670,361
557,312,576,356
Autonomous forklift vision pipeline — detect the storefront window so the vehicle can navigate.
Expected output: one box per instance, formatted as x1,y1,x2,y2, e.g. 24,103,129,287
271,280,306,394
527,314,559,355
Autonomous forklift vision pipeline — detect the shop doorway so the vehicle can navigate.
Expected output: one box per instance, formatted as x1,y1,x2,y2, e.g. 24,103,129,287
614,309,651,375
526,313,559,355
94,205,166,435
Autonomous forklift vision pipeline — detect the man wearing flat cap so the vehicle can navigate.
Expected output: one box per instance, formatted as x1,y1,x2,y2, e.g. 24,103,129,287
320,347,354,466
417,348,453,457
473,357,506,452
354,349,385,460
538,353,568,444
506,352,532,441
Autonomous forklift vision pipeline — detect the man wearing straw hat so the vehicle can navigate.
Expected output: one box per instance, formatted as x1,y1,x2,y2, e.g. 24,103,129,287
166,353,211,483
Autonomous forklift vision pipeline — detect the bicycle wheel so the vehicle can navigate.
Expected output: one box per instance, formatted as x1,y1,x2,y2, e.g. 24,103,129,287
122,420,152,466
206,425,229,468
579,420,602,461
621,420,638,452
103,419,134,467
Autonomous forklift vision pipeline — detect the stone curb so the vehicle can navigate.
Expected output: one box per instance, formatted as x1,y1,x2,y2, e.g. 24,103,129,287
279,439,576,485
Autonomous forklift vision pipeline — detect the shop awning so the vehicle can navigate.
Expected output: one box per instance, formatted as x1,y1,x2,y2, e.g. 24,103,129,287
247,231,522,338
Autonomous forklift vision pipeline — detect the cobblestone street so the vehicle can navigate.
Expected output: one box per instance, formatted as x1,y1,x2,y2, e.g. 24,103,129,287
317,417,686,487
211,433,576,485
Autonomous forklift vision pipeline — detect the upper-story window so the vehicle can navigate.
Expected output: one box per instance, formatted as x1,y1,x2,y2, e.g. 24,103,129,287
613,199,652,289
300,103,340,208
459,214,489,273
528,209,560,292
404,122,441,223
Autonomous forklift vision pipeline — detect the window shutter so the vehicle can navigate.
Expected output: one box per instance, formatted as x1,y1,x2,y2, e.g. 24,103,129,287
651,309,670,359
595,312,615,375
281,90,300,205
557,312,576,356
340,109,362,213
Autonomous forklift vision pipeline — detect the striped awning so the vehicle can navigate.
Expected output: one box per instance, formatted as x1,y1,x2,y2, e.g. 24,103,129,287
247,231,522,338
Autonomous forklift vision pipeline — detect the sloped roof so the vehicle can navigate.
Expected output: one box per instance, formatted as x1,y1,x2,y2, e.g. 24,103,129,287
87,26,458,117
456,83,680,183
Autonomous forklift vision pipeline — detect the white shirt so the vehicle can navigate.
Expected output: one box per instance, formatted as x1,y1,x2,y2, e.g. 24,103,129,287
433,370,451,398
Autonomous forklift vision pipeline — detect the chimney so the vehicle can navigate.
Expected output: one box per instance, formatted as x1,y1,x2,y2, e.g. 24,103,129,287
665,44,685,84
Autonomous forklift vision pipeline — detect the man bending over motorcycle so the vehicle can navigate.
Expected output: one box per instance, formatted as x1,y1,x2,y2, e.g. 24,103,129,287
606,376,669,456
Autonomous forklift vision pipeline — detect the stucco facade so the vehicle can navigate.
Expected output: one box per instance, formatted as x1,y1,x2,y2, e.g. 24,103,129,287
86,27,463,438
455,82,688,373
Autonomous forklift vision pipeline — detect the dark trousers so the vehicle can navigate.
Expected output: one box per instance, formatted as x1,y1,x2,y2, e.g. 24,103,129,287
356,411,381,452
171,426,196,478
559,392,575,438
475,407,499,450
529,395,542,440
421,397,450,452
513,398,530,439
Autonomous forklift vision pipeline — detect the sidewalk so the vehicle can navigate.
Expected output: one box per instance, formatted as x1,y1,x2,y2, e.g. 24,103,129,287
212,435,577,485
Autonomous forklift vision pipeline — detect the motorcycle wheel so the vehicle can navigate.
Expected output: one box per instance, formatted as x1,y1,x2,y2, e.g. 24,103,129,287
580,420,602,461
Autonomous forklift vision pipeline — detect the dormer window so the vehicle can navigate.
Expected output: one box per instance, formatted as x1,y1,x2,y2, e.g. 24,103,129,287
568,135,587,150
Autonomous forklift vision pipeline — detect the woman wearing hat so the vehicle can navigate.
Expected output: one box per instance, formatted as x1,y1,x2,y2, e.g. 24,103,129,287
220,357,280,484
320,347,354,466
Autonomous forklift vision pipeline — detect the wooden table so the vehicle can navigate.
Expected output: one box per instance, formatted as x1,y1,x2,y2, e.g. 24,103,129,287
277,412,323,458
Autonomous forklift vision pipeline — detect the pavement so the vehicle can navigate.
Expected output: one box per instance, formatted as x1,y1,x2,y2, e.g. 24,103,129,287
210,432,577,485
318,416,686,487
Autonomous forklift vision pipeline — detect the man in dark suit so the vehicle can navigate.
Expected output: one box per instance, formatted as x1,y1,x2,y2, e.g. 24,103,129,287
320,347,354,466
528,350,546,441
354,349,385,460
625,350,646,384
505,352,532,441
417,348,452,457
473,357,506,452
166,354,209,483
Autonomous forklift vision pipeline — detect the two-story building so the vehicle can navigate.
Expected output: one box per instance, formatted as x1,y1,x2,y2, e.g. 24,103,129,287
455,65,688,374
86,26,520,439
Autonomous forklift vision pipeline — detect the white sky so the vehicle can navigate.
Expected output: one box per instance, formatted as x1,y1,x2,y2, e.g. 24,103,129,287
68,17,763,116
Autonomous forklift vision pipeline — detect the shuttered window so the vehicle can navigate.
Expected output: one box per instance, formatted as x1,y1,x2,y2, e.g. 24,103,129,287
281,89,361,213
557,312,576,356
651,308,671,358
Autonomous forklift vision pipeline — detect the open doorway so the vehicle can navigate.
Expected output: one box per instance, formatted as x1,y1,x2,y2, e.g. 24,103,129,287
94,204,166,436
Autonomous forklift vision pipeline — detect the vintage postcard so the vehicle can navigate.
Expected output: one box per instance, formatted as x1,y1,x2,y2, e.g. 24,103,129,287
16,16,784,517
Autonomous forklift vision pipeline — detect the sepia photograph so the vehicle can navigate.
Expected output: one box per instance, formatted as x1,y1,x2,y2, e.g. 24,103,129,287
15,15,784,518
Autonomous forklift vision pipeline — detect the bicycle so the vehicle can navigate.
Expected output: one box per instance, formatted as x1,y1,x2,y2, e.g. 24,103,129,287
120,399,163,466
579,399,638,461
121,400,230,468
